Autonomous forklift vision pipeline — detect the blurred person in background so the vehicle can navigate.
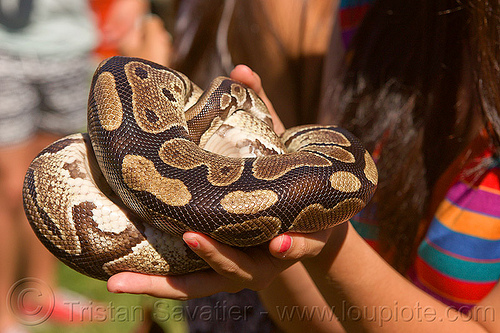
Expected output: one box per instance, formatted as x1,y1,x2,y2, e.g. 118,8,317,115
0,0,153,330
92,0,170,64
0,0,97,330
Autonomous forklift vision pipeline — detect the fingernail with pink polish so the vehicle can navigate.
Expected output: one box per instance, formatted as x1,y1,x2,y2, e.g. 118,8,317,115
278,234,292,253
184,237,200,250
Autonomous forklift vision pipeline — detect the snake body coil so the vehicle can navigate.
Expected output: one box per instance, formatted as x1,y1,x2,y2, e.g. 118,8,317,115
23,57,377,280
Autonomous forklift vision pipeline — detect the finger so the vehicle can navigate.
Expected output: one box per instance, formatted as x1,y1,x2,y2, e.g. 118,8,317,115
184,232,296,290
183,232,264,282
268,229,334,259
107,270,243,300
106,232,299,299
230,65,262,94
106,231,287,299
230,65,285,135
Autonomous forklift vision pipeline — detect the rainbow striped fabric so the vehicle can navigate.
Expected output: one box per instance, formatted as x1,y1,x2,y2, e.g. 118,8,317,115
339,0,374,48
339,0,500,312
410,154,500,311
352,148,500,311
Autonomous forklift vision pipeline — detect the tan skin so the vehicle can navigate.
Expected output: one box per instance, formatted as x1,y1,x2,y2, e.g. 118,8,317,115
106,65,500,332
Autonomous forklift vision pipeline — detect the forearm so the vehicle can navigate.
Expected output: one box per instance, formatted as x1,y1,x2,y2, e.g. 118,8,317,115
259,262,345,333
303,223,491,332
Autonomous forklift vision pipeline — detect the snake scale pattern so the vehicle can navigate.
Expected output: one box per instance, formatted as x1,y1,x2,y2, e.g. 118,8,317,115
23,56,378,280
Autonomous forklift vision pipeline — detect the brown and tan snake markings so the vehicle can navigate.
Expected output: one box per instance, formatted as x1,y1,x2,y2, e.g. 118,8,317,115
23,56,377,280
212,216,282,246
304,145,356,163
289,199,366,232
122,154,192,206
94,72,123,131
329,171,362,193
252,152,331,181
364,150,378,186
125,61,189,134
220,190,279,215
159,138,245,186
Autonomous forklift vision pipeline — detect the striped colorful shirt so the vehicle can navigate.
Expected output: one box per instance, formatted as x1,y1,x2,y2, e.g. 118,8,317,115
339,0,374,48
352,147,500,312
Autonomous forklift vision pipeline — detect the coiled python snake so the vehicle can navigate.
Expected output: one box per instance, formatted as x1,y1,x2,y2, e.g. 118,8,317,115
23,56,378,280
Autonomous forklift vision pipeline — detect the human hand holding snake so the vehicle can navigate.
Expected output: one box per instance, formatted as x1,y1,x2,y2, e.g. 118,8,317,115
107,64,343,299
23,57,376,284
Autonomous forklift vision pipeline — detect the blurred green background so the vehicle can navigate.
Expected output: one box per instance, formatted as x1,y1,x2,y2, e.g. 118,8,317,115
29,264,189,333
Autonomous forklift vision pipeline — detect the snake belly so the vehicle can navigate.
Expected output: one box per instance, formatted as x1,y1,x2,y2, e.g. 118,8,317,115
22,56,378,280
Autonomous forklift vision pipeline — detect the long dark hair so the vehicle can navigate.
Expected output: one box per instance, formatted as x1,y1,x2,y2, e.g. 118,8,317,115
172,0,332,127
321,0,500,272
